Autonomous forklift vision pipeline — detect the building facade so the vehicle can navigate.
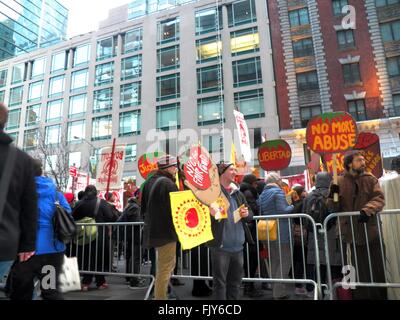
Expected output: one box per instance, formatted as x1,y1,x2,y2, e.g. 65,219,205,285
0,0,279,183
268,0,400,174
0,0,68,61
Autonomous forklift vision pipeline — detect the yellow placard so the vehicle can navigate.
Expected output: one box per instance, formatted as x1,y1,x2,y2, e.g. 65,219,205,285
210,196,230,221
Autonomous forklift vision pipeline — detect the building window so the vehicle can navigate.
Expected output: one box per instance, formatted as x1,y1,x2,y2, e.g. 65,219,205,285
128,0,146,19
119,110,141,136
0,69,7,87
51,51,67,73
92,115,112,141
28,81,43,102
253,128,262,149
197,65,223,94
227,0,257,27
393,94,400,116
195,7,222,35
156,103,181,131
300,105,322,128
6,109,21,130
203,134,222,154
158,17,180,44
31,57,46,79
9,132,18,145
157,73,180,101
71,69,88,92
121,55,142,80
45,125,61,145
293,38,314,58
375,0,400,7
24,129,38,150
93,88,113,113
289,8,310,27
348,99,367,121
232,57,262,87
46,99,63,122
48,75,65,98
343,63,361,84
123,28,143,54
69,94,87,119
332,0,348,16
196,36,222,63
68,152,81,168
0,91,4,103
67,120,86,143
97,36,117,61
380,20,400,42
157,46,180,72
12,63,25,84
231,27,260,56
234,89,264,119
337,30,355,49
125,144,137,162
95,62,114,86
73,44,91,67
120,82,141,108
9,86,23,106
387,56,400,77
26,104,41,126
297,71,319,91
197,96,224,126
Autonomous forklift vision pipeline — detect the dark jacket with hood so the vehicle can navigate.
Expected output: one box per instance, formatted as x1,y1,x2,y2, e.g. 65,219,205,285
72,195,116,223
141,170,179,248
0,131,38,261
240,180,259,239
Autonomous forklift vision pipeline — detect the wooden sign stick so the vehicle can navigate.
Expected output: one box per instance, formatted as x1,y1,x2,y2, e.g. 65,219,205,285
332,153,339,202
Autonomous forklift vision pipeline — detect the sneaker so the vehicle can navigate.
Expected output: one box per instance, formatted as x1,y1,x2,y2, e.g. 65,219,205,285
97,283,109,290
261,283,272,291
294,287,308,296
81,284,90,292
129,279,147,289
171,278,185,286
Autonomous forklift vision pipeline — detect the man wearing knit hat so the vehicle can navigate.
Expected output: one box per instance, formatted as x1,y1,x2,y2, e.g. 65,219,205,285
141,154,179,300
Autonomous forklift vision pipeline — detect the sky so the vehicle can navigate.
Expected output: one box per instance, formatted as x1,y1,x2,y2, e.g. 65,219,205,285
59,0,132,38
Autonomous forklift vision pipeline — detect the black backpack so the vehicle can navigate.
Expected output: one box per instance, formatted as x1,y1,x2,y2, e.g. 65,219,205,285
306,192,329,224
53,193,77,243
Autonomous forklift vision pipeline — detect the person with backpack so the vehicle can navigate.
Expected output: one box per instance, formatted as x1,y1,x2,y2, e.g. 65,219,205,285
8,159,71,300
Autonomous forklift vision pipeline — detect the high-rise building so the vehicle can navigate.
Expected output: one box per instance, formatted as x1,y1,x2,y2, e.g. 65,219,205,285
0,0,68,61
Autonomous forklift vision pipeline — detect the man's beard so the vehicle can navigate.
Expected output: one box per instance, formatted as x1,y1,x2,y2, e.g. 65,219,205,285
353,167,365,175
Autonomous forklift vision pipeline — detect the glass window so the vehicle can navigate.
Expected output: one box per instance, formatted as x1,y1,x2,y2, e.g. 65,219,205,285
337,30,355,49
119,110,141,136
0,69,7,87
376,0,400,6
9,86,23,106
28,81,43,102
95,62,114,86
73,44,91,67
197,96,224,126
45,124,61,145
8,132,19,145
92,115,112,141
97,37,117,61
387,56,400,77
332,0,348,16
93,88,113,113
6,108,21,130
125,144,137,162
393,94,400,116
203,134,222,154
71,69,88,92
343,63,361,84
121,55,142,80
157,46,180,72
232,57,262,87
31,58,46,79
297,71,319,90
67,120,86,143
26,104,41,126
12,63,25,84
300,105,321,128
68,152,81,168
228,0,257,27
128,0,147,19
157,73,180,101
195,7,223,35
24,129,38,150
234,89,264,119
231,27,260,56
120,82,141,108
289,8,310,27
380,21,400,42
158,18,180,44
123,28,143,54
51,51,66,73
44,155,58,173
0,91,5,103
46,99,63,122
69,94,87,119
348,99,367,121
196,36,222,63
197,65,223,94
48,75,65,98
156,103,180,131
293,38,314,58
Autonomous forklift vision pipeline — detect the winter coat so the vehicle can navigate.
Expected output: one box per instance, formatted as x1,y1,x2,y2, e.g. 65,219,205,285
117,200,142,245
240,182,259,239
0,132,37,261
35,176,71,255
141,170,179,248
259,184,294,244
72,196,116,223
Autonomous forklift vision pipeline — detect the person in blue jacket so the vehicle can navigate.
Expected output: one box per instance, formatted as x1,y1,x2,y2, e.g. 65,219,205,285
8,159,71,300
259,172,294,300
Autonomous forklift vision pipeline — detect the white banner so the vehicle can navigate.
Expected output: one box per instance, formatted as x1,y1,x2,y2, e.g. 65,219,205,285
233,110,252,163
66,172,96,194
96,145,126,191
99,188,124,212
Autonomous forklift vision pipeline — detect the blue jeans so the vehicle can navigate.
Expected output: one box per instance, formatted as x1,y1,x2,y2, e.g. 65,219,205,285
0,260,14,281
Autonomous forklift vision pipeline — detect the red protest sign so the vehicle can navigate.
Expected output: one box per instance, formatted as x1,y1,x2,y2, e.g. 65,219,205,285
137,152,165,179
306,112,357,154
258,140,292,171
69,166,77,177
183,145,212,190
